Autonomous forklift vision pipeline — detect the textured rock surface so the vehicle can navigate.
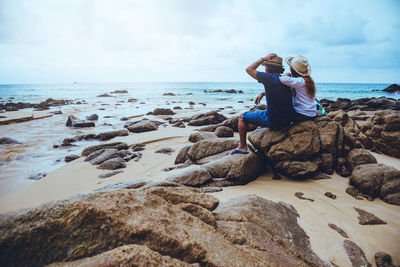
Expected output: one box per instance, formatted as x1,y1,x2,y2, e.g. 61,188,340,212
188,132,216,143
346,148,377,169
187,111,227,126
375,251,399,267
343,240,371,267
328,223,348,238
0,184,327,267
66,115,95,128
214,126,234,137
187,138,239,162
126,119,158,133
152,108,175,115
350,163,400,205
354,207,387,225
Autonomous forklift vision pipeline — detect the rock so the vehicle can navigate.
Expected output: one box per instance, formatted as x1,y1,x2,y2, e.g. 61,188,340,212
276,160,318,178
346,148,377,169
97,93,112,97
354,207,387,225
214,126,234,138
343,240,372,267
89,149,120,165
318,120,343,156
48,244,195,266
320,153,334,174
188,132,216,143
152,108,175,115
96,129,129,141
248,127,288,152
382,84,400,93
98,170,124,179
375,251,398,267
336,157,351,177
175,145,192,164
324,192,336,199
187,111,227,126
350,163,400,204
66,115,95,128
200,187,222,193
187,138,239,162
214,195,327,266
81,142,128,156
203,152,265,185
155,147,175,155
111,90,128,94
128,98,137,102
166,167,212,186
266,121,321,161
97,157,127,170
173,106,182,110
311,172,331,180
130,143,145,151
85,114,98,121
126,120,158,133
328,223,348,238
346,186,364,200
294,192,314,202
163,92,175,96
27,173,47,180
65,154,79,162
0,137,21,145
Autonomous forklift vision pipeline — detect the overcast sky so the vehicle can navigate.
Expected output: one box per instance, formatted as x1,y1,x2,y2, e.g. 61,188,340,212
0,0,399,84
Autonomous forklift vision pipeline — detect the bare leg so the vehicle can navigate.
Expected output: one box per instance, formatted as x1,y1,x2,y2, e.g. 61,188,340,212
236,114,248,152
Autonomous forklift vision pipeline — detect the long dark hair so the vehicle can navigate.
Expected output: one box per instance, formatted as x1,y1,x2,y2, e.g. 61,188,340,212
290,68,316,98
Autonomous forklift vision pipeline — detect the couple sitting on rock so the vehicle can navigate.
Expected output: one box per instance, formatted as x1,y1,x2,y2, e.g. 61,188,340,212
232,53,318,154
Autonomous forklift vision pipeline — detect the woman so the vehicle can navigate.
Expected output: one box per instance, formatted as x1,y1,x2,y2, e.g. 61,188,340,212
279,55,318,122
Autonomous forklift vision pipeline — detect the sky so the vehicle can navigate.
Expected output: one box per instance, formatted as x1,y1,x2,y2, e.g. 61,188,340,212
0,0,399,84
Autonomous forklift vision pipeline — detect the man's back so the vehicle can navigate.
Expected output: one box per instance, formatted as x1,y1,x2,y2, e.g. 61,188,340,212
257,71,295,128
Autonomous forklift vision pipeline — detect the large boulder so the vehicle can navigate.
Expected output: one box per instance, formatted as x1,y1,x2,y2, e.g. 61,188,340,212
152,108,175,115
275,160,319,178
168,152,265,187
350,163,400,205
187,111,227,126
96,129,129,141
264,121,321,161
187,138,239,162
0,183,326,266
382,83,400,93
214,195,328,267
188,132,216,143
214,126,234,138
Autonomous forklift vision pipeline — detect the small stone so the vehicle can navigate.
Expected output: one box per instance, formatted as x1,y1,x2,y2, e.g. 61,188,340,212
325,192,337,199
354,207,387,225
328,223,349,238
200,187,223,193
295,192,314,202
311,172,331,180
98,170,123,179
65,154,79,162
27,173,47,180
155,147,175,155
86,114,99,121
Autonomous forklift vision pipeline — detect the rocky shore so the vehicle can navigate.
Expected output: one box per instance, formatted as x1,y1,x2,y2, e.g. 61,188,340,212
1,95,400,266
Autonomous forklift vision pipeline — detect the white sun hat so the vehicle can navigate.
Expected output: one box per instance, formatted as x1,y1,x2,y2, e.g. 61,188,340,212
285,55,311,76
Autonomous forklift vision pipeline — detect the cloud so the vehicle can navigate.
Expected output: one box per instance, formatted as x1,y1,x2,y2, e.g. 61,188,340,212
0,0,399,83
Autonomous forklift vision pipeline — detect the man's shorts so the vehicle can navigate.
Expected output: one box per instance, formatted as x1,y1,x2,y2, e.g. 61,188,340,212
242,110,271,127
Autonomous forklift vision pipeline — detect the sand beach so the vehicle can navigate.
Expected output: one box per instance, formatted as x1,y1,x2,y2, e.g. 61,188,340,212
0,89,399,266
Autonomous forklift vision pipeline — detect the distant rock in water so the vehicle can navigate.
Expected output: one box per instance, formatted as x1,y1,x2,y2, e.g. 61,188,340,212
86,114,98,121
204,89,244,94
97,93,112,97
382,84,400,93
66,115,95,128
111,90,128,94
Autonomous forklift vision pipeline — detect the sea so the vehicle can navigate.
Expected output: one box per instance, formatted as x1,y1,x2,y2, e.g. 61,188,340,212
0,82,398,197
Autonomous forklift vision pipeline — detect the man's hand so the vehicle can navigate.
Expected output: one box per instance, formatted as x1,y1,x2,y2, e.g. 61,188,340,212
255,92,265,105
262,53,277,61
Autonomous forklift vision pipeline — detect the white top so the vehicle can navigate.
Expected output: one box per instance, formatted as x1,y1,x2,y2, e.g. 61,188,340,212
279,76,318,117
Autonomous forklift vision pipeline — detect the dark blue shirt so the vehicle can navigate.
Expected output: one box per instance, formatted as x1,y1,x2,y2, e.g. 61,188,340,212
257,71,295,128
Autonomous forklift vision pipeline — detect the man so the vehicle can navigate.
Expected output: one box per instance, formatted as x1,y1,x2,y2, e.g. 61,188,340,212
231,53,295,154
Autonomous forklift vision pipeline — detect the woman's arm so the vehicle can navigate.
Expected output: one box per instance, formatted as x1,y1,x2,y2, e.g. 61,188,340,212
279,76,305,90
255,92,265,104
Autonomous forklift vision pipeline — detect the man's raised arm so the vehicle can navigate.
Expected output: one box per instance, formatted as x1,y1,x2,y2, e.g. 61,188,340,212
245,53,277,80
